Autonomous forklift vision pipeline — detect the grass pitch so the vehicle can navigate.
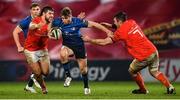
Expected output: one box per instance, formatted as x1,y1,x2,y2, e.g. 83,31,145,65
0,81,179,99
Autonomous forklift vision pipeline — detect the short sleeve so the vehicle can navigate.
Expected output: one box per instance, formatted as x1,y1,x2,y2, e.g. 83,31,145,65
112,28,122,42
19,17,30,30
76,18,88,28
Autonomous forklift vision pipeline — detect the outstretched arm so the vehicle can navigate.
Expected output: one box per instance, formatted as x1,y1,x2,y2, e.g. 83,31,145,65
100,22,117,29
100,22,113,28
88,21,113,37
82,35,113,46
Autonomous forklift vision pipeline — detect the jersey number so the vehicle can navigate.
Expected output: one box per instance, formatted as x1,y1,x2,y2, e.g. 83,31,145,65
129,26,143,37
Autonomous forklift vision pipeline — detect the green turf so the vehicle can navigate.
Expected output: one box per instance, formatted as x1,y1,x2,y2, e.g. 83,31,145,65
0,81,179,99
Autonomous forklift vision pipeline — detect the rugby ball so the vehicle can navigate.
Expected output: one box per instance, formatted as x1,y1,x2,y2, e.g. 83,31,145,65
49,27,62,40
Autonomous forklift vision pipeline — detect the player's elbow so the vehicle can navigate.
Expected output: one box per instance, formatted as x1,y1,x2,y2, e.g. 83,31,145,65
13,26,21,35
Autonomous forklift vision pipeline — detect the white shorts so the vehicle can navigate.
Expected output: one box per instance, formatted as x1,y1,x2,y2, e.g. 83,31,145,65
24,49,50,65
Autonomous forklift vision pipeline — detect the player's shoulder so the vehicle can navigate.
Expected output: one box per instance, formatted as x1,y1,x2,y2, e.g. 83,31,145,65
33,17,41,21
53,17,62,23
20,16,32,23
53,17,63,27
126,19,137,25
72,17,82,22
72,17,86,24
31,17,42,23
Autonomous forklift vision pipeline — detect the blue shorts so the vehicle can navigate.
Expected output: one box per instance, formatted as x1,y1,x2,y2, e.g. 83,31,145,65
65,44,86,59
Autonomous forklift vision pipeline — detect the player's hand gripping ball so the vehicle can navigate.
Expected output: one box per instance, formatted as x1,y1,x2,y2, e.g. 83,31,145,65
48,27,62,40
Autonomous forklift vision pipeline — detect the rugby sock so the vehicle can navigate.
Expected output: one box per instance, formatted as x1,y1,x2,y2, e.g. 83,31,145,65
37,75,46,90
27,78,34,87
62,62,71,77
155,72,170,88
132,72,146,91
82,73,89,88
41,79,47,89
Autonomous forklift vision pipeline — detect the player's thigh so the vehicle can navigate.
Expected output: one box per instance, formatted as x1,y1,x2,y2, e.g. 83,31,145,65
60,45,74,59
29,62,41,76
129,59,148,74
73,44,87,59
39,51,50,76
77,58,88,73
24,49,39,64
148,51,159,75
24,49,41,75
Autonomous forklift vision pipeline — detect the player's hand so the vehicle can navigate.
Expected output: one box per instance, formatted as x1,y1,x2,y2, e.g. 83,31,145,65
37,22,44,29
17,46,24,53
82,35,91,42
78,12,86,19
106,30,113,38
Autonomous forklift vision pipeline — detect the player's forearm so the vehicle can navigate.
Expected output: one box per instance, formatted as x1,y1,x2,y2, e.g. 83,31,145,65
89,39,109,46
12,26,23,47
101,22,113,28
88,21,113,35
13,28,22,48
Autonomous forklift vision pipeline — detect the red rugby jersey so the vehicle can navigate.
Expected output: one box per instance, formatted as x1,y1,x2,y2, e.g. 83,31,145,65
24,17,49,51
113,19,157,61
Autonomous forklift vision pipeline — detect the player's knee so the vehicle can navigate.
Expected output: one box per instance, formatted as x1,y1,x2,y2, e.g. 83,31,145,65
42,71,49,77
34,71,41,78
149,69,159,77
60,52,68,62
79,67,87,74
128,67,136,75
31,68,41,77
42,73,48,77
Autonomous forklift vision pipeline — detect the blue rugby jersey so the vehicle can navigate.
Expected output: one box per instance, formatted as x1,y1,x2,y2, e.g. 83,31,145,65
52,17,88,46
18,16,32,38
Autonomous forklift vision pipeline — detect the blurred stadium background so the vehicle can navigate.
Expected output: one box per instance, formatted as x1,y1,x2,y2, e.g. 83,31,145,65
0,0,180,99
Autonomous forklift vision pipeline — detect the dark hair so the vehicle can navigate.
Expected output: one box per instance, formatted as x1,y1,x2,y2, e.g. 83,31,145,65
30,3,40,9
114,12,127,22
40,6,54,16
61,7,72,17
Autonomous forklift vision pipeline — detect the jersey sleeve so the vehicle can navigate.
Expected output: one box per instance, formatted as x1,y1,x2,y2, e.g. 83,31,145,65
112,28,122,42
19,17,30,30
52,18,62,27
77,18,88,28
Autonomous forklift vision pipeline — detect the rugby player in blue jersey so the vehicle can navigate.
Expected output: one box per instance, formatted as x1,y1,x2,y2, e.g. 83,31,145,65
13,3,41,93
52,7,113,95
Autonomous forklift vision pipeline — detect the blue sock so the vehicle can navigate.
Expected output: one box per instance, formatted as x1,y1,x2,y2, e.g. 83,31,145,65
82,73,89,88
62,62,71,77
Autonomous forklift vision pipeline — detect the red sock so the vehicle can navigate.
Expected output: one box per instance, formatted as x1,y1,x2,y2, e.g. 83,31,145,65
155,72,170,88
41,80,46,90
132,72,146,91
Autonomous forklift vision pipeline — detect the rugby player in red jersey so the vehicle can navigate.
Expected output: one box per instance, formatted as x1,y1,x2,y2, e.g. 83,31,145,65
23,6,54,94
82,12,175,94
